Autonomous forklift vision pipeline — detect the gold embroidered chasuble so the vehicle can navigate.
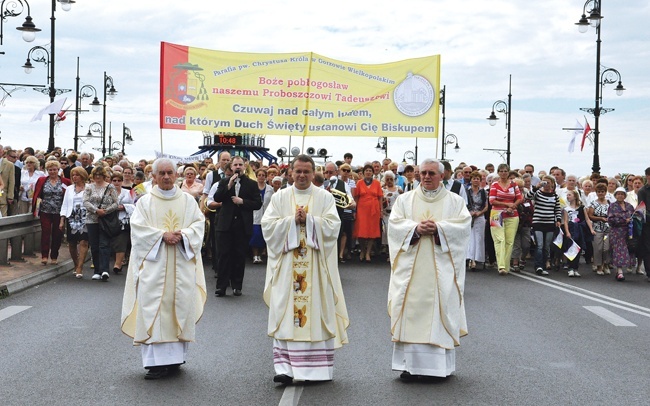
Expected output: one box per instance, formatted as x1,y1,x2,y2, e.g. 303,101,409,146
387,186,471,349
262,185,349,347
121,186,206,344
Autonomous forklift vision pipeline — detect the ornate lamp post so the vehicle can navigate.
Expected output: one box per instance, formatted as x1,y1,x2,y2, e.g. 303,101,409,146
402,150,415,164
101,72,117,157
81,121,103,153
121,123,133,155
575,0,626,174
375,136,387,158
440,133,460,161
6,0,76,152
486,75,512,166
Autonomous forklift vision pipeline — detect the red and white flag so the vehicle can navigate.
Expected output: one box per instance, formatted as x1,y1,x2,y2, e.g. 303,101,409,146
580,117,592,151
30,97,67,122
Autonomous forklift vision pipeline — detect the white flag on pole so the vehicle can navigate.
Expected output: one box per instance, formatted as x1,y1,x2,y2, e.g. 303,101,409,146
31,97,67,122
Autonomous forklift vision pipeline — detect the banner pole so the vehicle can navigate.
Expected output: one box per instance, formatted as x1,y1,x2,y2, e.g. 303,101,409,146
160,129,164,154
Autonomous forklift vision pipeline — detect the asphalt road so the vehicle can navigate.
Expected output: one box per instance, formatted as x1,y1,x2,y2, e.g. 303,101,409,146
1,256,650,406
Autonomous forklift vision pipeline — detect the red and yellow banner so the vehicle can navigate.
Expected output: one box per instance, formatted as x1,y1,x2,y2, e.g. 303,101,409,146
160,42,440,138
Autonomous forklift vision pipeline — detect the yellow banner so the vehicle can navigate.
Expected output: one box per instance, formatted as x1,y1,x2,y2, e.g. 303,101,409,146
160,42,440,138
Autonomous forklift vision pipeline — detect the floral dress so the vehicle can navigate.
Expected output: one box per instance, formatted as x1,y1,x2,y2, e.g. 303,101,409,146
607,201,634,268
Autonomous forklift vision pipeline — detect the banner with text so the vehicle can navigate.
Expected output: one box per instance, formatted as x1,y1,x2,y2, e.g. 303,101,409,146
160,42,440,138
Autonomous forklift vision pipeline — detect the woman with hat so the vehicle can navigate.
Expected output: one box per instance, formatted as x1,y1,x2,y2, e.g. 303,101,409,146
607,187,635,281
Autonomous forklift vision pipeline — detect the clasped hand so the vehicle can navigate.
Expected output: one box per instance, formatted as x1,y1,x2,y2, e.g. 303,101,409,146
295,206,307,225
163,231,182,245
416,220,437,236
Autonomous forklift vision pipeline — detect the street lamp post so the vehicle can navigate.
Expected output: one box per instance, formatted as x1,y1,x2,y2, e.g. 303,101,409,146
402,150,415,164
439,85,445,161
101,71,117,157
122,123,133,155
81,121,103,153
5,0,75,152
73,58,101,151
375,136,387,158
486,74,512,166
440,133,460,161
575,0,625,174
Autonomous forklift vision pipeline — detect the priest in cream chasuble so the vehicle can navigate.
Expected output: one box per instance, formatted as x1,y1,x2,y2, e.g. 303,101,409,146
262,155,349,384
121,159,206,379
387,159,471,379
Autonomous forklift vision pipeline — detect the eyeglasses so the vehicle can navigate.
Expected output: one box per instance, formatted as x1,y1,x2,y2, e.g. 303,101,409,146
341,169,350,172
7,155,17,159
525,170,533,174
60,161,68,165
111,179,122,182
420,170,438,177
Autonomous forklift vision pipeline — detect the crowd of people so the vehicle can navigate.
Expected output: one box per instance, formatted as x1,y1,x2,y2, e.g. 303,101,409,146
6,143,648,382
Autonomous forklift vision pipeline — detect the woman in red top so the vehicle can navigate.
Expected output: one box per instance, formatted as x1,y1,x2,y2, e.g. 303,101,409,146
354,164,383,262
489,163,523,275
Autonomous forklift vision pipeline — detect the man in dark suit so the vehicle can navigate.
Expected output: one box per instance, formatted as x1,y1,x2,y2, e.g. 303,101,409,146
213,156,262,297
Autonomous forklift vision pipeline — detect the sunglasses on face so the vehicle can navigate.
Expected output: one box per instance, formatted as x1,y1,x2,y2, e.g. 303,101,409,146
341,169,350,172
420,170,438,177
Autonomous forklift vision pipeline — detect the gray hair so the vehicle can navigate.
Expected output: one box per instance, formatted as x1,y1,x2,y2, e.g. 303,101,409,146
420,158,444,174
383,170,395,179
152,158,175,174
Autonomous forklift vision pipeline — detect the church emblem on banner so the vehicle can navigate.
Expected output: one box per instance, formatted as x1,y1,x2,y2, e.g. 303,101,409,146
393,72,435,117
164,62,209,111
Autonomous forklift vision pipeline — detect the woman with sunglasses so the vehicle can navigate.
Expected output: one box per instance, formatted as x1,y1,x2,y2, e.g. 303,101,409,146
110,172,135,274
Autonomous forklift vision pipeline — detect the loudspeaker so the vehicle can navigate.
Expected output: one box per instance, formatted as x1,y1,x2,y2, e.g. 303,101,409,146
277,147,287,157
291,147,301,156
318,148,328,157
306,147,316,155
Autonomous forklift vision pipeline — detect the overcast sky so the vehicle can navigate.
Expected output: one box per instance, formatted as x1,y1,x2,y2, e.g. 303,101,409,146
0,0,648,177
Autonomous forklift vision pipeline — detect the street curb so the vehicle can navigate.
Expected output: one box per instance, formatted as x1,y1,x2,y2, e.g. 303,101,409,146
4,259,75,296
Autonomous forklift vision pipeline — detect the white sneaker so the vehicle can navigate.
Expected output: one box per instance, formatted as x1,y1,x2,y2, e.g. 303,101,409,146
568,270,575,277
574,270,581,277
92,274,101,280
101,271,109,281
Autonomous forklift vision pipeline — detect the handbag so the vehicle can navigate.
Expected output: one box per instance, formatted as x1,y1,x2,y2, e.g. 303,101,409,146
98,186,122,237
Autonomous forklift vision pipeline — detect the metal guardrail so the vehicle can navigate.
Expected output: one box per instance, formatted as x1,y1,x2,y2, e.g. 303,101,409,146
0,214,42,266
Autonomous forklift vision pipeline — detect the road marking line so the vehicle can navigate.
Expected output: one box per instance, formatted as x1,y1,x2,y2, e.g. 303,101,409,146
511,273,650,319
0,306,32,322
583,306,637,326
279,385,303,406
518,271,650,313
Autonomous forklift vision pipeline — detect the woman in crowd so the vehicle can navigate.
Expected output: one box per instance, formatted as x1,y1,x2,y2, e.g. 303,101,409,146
526,176,562,276
588,183,611,275
32,160,71,265
180,166,203,202
110,172,135,274
483,173,498,268
84,166,119,281
489,163,523,275
581,180,595,208
381,171,402,260
607,187,635,281
122,166,135,190
562,190,595,277
59,167,89,278
625,176,643,207
467,170,488,270
512,176,533,272
337,163,356,262
17,156,45,214
624,174,635,192
353,164,382,263
250,168,273,264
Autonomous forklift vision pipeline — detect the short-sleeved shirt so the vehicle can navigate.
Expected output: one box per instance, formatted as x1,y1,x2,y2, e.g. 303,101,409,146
489,181,522,218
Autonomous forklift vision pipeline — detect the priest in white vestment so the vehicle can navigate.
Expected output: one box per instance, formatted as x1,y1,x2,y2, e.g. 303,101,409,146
387,158,471,380
121,158,207,380
262,155,350,384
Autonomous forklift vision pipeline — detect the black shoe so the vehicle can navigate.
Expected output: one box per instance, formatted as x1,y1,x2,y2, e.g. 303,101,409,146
273,374,293,384
233,289,242,296
215,289,226,297
399,371,417,381
144,366,169,380
113,267,122,274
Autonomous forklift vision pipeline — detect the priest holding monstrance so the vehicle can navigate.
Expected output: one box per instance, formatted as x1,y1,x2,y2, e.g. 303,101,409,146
387,158,471,380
